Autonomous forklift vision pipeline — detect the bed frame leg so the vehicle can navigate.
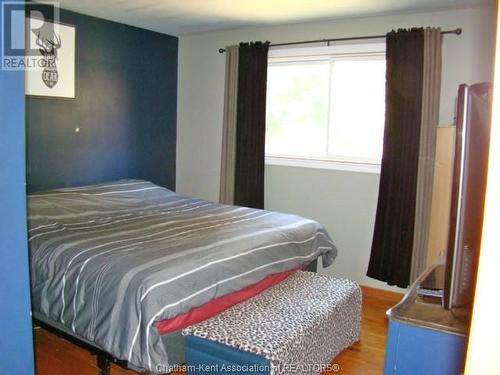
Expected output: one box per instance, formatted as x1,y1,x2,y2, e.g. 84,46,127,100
97,353,111,375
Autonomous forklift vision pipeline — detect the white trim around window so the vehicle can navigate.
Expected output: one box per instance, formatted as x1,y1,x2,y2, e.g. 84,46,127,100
265,155,381,174
268,42,386,60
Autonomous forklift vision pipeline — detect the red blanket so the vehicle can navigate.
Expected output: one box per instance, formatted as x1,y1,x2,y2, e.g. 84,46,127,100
154,269,298,334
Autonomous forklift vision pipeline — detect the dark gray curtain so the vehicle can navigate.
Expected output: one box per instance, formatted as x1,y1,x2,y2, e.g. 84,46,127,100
367,29,425,288
219,45,239,205
234,42,270,209
410,28,442,282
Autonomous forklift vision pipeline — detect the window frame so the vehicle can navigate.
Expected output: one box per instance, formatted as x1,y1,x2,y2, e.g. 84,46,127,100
265,42,386,174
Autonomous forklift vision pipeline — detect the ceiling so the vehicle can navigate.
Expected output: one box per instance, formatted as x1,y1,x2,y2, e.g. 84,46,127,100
56,0,489,36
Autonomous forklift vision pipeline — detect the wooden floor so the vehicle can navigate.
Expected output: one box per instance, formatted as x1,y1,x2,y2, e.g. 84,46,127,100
34,286,402,375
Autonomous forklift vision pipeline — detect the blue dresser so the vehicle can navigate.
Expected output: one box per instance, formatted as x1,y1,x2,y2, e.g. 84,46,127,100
384,265,468,375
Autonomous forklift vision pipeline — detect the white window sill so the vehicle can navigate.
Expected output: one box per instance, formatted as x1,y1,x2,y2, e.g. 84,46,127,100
265,156,381,174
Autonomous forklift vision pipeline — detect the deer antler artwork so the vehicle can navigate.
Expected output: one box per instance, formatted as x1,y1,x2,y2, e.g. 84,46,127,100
35,32,62,88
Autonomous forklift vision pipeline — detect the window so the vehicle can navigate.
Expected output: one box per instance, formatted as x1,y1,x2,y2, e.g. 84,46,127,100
265,43,386,173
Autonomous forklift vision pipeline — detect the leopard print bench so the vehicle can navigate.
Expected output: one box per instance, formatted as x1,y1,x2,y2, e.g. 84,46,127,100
182,271,361,375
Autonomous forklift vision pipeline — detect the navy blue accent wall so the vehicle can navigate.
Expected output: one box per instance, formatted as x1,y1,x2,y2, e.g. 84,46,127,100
0,0,35,373
26,7,178,192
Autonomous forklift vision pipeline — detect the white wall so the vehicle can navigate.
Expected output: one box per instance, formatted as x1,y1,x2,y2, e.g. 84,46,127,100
176,6,495,291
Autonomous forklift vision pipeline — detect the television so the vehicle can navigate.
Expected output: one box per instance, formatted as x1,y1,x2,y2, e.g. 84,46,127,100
443,82,492,311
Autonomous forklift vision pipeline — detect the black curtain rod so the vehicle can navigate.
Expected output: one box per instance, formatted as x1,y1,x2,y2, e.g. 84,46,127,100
218,28,462,53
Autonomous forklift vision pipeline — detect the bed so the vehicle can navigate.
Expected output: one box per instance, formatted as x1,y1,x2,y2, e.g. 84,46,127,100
28,180,337,373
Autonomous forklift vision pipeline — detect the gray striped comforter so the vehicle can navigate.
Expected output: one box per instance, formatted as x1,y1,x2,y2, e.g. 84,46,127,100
28,180,337,373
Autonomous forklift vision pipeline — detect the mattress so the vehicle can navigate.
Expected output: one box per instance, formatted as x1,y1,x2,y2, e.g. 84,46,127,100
28,179,337,372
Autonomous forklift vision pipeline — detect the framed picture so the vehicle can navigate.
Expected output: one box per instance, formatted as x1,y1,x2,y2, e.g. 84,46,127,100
25,19,75,98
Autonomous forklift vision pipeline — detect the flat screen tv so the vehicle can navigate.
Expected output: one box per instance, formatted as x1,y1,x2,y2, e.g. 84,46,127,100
443,82,492,311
